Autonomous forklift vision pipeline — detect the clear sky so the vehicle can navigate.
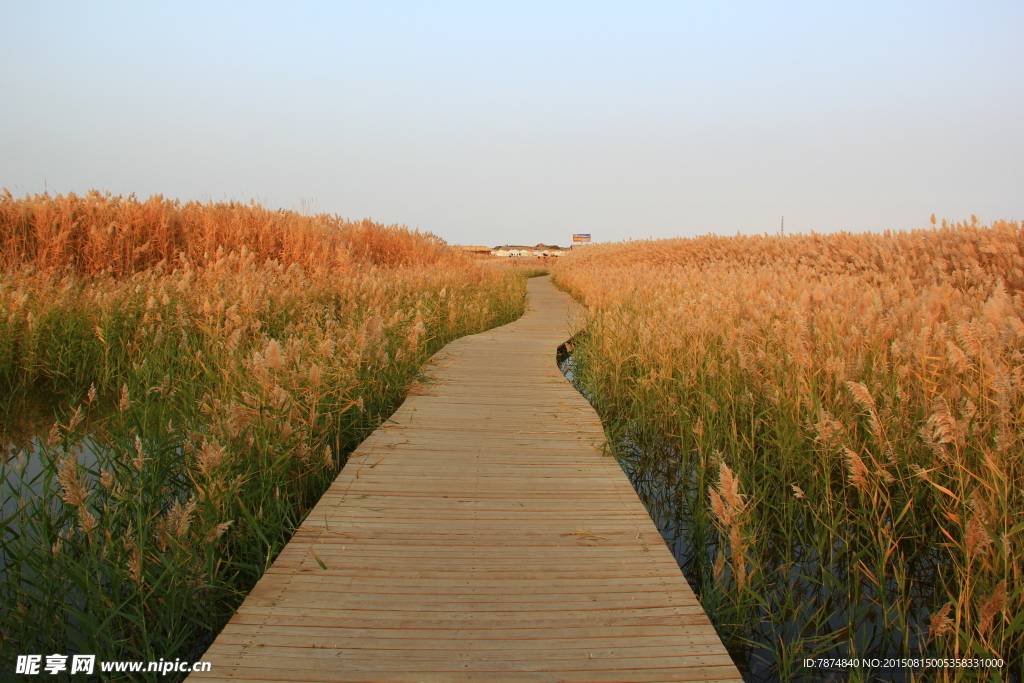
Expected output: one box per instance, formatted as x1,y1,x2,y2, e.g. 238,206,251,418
2,1,1022,246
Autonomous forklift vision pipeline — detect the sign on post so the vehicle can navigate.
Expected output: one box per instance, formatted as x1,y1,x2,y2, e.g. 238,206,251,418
572,234,591,243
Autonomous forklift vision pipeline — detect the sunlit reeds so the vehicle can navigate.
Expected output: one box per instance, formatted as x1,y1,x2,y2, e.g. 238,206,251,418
0,190,529,674
553,219,1022,681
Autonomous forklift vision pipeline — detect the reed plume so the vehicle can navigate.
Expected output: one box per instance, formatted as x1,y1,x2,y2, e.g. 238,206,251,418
0,190,535,671
551,218,1024,673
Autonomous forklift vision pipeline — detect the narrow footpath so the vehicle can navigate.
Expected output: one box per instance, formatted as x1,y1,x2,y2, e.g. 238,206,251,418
192,276,742,683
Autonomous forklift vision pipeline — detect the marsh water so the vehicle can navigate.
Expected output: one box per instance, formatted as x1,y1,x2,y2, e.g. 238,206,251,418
1,435,104,572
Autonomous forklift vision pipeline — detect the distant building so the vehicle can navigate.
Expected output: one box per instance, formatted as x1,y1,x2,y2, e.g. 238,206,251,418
491,244,569,258
457,245,494,255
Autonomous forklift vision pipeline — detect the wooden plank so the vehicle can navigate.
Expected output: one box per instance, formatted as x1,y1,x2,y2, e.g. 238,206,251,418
226,612,721,630
197,649,738,672
202,643,730,661
190,277,742,682
249,575,681,589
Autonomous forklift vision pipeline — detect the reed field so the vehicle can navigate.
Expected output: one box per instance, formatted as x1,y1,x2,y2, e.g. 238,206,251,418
0,190,532,677
552,219,1023,681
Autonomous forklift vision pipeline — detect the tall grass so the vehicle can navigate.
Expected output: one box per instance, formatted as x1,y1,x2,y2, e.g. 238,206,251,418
552,220,1023,681
0,191,528,677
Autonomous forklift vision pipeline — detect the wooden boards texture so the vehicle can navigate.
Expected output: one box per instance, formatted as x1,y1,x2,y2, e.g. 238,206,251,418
191,276,742,683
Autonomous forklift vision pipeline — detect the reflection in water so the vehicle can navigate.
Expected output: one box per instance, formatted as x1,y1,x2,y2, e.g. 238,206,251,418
1,435,105,650
1,425,198,658
2,437,102,566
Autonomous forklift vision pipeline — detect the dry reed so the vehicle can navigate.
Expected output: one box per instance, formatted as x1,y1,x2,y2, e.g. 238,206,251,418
553,219,1022,680
0,191,530,676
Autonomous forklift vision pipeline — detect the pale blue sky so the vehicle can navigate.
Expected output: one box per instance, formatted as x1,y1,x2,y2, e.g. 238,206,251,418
2,1,1022,246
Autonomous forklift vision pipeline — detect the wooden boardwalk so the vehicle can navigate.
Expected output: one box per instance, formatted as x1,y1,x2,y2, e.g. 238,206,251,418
193,276,742,683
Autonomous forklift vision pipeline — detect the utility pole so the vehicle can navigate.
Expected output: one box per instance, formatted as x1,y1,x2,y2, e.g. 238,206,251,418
781,216,784,235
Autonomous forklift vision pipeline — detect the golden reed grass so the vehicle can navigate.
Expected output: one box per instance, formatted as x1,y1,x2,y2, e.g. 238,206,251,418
0,190,529,673
553,218,1022,680
0,189,460,274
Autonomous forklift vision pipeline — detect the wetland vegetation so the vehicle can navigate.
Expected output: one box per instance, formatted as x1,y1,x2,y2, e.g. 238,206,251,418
0,190,531,676
553,221,1023,682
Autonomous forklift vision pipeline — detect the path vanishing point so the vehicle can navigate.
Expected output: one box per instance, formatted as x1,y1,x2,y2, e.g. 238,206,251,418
193,276,743,683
